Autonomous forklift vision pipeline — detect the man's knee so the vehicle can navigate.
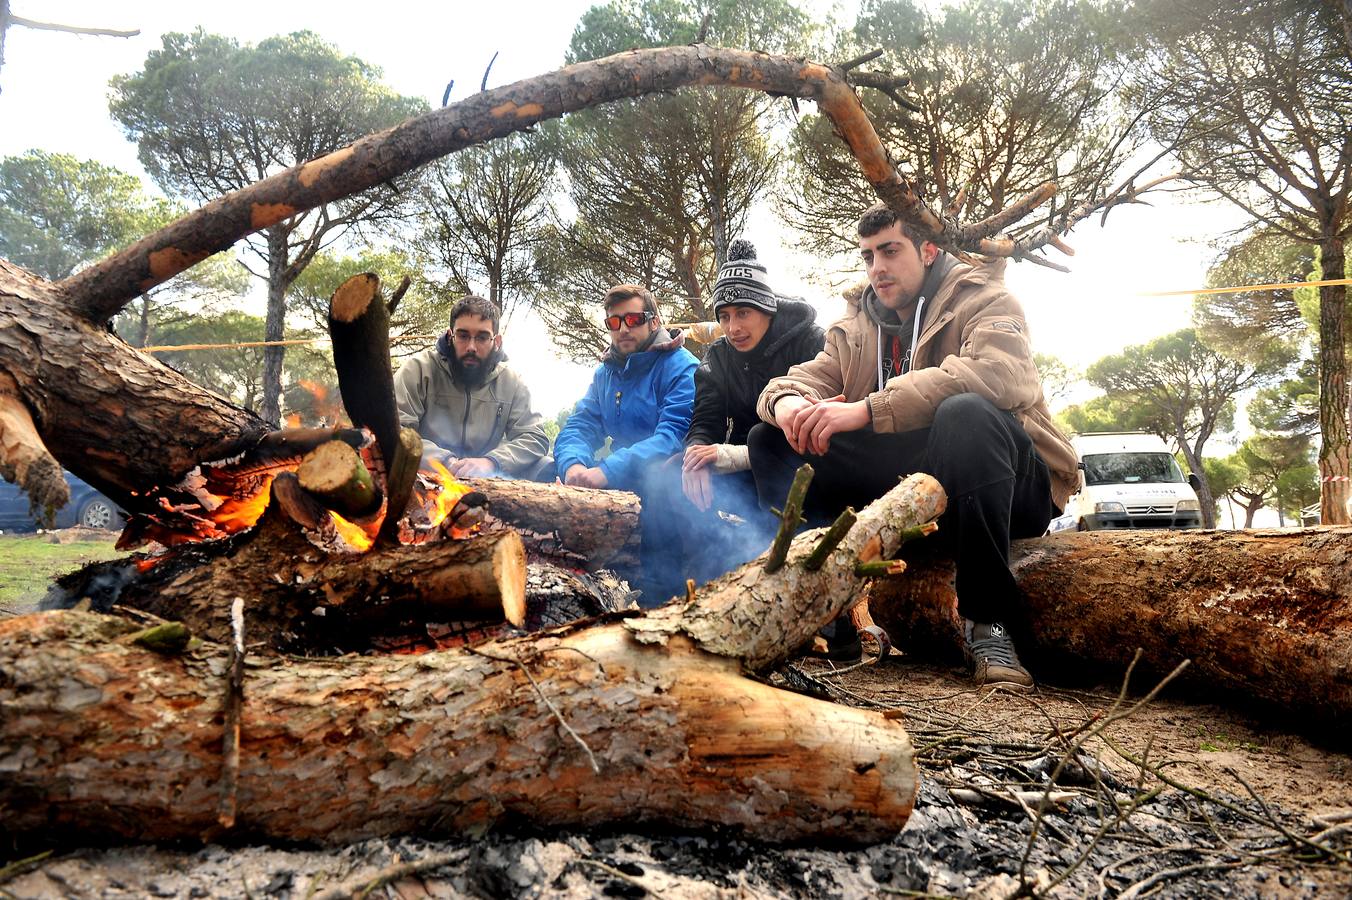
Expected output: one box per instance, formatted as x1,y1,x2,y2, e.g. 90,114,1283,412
747,422,781,460
933,393,1003,433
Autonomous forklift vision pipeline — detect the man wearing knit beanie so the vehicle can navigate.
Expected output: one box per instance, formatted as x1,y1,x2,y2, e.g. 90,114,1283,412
654,239,824,594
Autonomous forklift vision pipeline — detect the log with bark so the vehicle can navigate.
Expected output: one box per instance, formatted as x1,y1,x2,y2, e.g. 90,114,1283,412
869,528,1352,737
0,474,945,846
48,484,530,652
461,476,641,571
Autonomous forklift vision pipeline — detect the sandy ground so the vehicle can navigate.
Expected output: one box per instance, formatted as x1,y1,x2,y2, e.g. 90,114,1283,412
4,650,1350,899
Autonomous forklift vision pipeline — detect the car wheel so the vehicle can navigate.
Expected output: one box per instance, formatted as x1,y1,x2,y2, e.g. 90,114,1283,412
77,496,120,530
1076,519,1090,532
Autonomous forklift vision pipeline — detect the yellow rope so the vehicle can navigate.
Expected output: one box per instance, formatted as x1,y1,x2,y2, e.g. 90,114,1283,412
139,333,439,353
1140,277,1350,298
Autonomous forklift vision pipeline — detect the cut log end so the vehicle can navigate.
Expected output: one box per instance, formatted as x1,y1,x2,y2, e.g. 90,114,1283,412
296,440,378,518
330,273,381,323
496,530,528,627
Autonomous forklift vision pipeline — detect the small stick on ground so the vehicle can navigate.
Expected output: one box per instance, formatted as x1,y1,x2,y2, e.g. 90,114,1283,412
310,849,469,900
804,508,856,571
764,464,813,573
218,596,246,830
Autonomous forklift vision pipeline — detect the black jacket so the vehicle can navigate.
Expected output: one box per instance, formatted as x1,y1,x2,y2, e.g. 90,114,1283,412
687,298,825,447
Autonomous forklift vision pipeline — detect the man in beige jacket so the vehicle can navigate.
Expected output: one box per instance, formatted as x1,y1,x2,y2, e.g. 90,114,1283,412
751,204,1078,687
394,295,550,480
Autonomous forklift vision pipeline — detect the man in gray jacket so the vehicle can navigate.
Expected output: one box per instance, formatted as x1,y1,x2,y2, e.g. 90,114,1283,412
394,295,550,479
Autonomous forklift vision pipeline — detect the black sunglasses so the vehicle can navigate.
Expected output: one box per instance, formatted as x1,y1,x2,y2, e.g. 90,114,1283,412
605,311,655,330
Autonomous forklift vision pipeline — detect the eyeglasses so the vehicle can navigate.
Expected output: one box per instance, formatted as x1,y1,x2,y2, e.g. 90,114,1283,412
452,331,495,347
604,311,655,331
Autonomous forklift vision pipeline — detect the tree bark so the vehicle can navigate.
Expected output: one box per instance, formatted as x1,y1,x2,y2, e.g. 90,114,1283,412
261,226,289,427
462,477,642,571
0,475,945,846
0,259,270,508
1318,235,1349,525
869,528,1352,736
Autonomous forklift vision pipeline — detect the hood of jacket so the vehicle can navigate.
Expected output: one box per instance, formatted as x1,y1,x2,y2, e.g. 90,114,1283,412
601,326,688,370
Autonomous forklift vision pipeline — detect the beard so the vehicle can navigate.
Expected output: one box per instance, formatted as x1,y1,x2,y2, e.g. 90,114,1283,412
449,346,501,387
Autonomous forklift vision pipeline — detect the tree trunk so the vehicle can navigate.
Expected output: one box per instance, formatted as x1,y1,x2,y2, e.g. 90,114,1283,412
0,259,270,509
1180,441,1217,528
0,612,916,847
1318,235,1350,525
0,475,945,846
0,46,1050,517
261,227,288,427
870,528,1352,736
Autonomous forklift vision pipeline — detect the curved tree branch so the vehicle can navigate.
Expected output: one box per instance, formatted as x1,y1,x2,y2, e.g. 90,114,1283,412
59,44,1082,324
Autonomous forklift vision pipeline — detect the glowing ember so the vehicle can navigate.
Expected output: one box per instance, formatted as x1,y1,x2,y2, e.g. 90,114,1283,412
284,413,303,427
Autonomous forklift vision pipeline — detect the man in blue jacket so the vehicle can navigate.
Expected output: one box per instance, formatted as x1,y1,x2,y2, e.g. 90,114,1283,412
554,284,698,606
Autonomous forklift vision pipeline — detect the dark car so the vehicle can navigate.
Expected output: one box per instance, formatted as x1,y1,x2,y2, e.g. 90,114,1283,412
0,472,125,532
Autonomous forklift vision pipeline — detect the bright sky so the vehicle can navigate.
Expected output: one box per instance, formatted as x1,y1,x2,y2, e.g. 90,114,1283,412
1,0,1243,423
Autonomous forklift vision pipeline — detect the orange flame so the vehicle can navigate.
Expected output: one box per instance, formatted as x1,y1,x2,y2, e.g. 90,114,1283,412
296,378,345,426
208,474,278,533
284,412,302,428
425,459,472,528
330,511,375,551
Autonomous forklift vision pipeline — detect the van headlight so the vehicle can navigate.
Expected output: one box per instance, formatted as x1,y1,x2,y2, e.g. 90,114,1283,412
1176,499,1200,511
1094,501,1126,514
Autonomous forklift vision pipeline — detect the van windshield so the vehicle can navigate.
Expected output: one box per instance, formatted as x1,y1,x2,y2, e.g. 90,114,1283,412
1082,452,1185,486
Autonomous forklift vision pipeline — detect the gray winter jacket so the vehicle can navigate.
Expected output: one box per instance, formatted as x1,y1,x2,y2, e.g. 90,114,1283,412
393,345,549,477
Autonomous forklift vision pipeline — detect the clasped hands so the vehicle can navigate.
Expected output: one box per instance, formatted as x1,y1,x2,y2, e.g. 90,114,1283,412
774,393,870,456
563,463,609,489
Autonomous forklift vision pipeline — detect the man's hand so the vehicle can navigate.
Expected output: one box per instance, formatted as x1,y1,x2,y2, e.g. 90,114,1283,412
682,443,720,471
773,395,812,453
564,464,608,489
682,465,714,511
788,395,870,455
448,457,495,478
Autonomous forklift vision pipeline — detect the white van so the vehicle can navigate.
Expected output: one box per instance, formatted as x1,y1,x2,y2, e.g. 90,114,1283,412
1063,432,1203,531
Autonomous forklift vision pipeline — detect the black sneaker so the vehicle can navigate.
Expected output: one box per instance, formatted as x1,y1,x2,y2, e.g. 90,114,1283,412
964,620,1034,689
813,616,863,664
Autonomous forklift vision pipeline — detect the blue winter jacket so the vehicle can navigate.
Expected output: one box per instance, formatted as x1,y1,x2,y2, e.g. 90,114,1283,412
554,328,698,493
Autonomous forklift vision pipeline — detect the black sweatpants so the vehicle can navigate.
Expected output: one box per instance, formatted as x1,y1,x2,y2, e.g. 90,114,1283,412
747,393,1055,624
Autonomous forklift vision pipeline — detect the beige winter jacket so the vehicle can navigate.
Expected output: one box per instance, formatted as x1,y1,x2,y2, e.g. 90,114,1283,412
757,258,1078,509
394,346,549,477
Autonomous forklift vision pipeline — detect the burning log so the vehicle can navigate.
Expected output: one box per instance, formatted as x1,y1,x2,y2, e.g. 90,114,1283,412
296,440,380,518
52,484,529,651
326,272,419,546
1,475,944,846
869,528,1352,735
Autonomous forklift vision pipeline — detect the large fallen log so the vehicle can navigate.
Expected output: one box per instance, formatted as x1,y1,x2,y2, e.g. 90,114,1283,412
869,528,1352,736
0,475,944,846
